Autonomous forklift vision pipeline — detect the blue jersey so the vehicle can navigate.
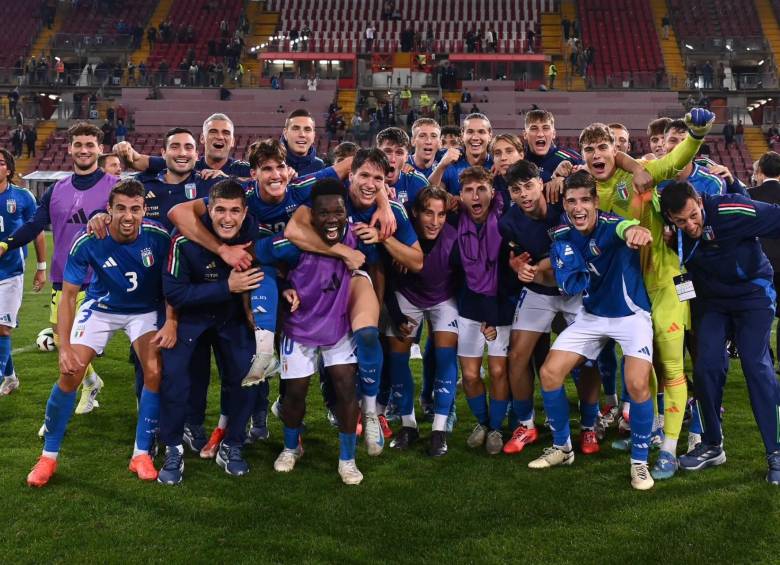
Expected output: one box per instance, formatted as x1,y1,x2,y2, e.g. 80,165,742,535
347,198,418,265
64,220,170,314
0,185,36,280
246,167,337,238
282,139,325,176
137,170,215,231
551,211,650,317
148,156,251,178
406,154,439,178
441,154,494,196
678,194,780,305
393,163,429,205
526,144,583,183
657,163,725,196
498,202,562,296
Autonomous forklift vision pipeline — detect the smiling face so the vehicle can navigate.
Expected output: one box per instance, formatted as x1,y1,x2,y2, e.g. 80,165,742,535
252,157,289,202
492,139,524,176
68,135,101,173
460,179,494,223
649,133,666,158
508,176,544,216
208,197,247,240
611,127,630,153
101,155,122,176
201,119,235,164
666,196,704,239
411,124,441,166
349,161,385,209
108,193,145,243
663,128,687,154
525,119,556,157
378,140,408,186
284,116,316,157
415,196,447,240
311,194,348,245
563,187,598,234
582,137,617,181
163,132,197,177
462,118,492,160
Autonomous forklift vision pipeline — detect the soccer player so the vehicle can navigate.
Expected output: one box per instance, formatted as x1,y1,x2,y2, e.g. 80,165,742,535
0,149,46,396
454,166,514,455
523,109,583,183
0,122,116,414
657,120,725,196
408,118,442,177
528,170,657,490
158,179,262,484
660,182,780,484
429,113,494,196
646,117,672,159
376,127,429,204
440,126,462,150
499,160,601,456
98,153,123,176
26,179,175,487
384,186,459,456
608,123,631,154
491,133,525,210
281,108,325,175
262,178,365,484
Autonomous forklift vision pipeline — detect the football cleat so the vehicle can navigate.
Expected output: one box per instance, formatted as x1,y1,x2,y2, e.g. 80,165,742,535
129,453,158,481
37,422,46,439
767,450,780,485
157,446,184,485
528,446,575,469
651,428,664,450
466,423,488,448
75,375,103,414
200,427,225,459
630,462,655,490
27,455,57,487
274,447,302,472
502,425,538,454
271,396,282,419
580,430,600,455
428,430,449,457
246,410,269,443
363,412,384,456
679,443,726,471
390,426,419,450
378,414,393,439
485,429,504,455
421,403,435,423
0,376,19,396
687,432,702,453
241,352,276,387
182,423,208,453
338,459,363,485
326,409,340,428
651,450,679,480
599,404,619,428
216,443,249,476
617,414,631,436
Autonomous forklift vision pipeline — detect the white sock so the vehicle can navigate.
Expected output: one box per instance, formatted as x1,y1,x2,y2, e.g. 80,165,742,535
83,373,97,388
630,458,646,465
363,395,377,414
254,328,275,354
173,444,184,455
621,401,631,419
553,439,573,451
42,450,58,460
607,394,618,407
217,414,228,429
661,437,678,454
376,403,386,416
401,412,417,428
432,414,448,431
520,416,535,428
132,442,146,458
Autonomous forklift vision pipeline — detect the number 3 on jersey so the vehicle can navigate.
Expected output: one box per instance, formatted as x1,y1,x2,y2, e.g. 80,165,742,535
124,271,138,292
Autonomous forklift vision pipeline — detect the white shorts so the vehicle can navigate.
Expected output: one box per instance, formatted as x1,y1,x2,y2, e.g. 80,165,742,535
280,333,357,380
70,301,159,355
384,292,459,338
512,287,582,333
0,275,23,328
551,309,654,363
456,316,510,358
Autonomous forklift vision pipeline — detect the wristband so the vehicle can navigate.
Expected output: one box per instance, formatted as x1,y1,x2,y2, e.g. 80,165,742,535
37,261,47,270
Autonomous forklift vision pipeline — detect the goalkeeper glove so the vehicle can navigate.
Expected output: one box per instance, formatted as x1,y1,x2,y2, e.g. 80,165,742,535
685,107,715,139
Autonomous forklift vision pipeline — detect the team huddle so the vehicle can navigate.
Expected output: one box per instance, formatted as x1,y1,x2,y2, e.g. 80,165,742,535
2,103,780,491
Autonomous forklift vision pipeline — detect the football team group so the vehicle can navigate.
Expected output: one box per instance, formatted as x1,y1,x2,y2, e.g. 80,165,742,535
2,103,780,491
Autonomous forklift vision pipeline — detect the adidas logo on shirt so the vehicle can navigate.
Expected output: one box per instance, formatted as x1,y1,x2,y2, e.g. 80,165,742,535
102,257,118,268
66,208,89,224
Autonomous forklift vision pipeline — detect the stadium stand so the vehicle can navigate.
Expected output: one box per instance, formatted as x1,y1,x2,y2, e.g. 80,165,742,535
56,1,157,38
668,0,763,40
0,1,46,68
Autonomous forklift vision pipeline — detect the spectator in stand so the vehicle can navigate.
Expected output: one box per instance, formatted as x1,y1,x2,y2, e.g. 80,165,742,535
400,86,411,112
117,103,128,127
350,113,363,142
736,120,745,145
365,24,375,52
717,63,726,89
289,27,299,51
220,19,229,39
723,120,736,147
436,98,449,125
24,125,36,158
307,77,318,91
562,18,571,41
453,101,462,126
469,103,480,114
139,61,147,86
382,0,393,20
115,119,127,144
703,60,714,89
271,75,281,90
527,28,535,53
8,87,19,117
426,24,434,52
11,126,23,158
461,88,472,103
484,28,494,53
662,15,670,40
101,120,115,148
548,63,558,90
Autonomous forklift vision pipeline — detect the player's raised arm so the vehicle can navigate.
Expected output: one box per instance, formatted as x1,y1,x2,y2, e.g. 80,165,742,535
285,205,365,268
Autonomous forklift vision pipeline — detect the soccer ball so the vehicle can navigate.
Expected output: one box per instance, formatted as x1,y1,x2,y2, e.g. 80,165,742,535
36,328,56,352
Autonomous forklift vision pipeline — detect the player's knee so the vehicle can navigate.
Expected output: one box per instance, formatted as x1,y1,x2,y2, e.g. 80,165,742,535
0,325,11,337
539,363,560,390
625,379,650,402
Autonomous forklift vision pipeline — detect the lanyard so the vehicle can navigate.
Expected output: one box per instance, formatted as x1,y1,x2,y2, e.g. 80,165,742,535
677,228,699,266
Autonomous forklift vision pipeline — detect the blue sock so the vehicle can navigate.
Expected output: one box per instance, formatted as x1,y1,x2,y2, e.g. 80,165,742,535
656,392,665,420
135,387,160,452
421,338,436,404
388,351,414,415
489,398,509,431
43,383,77,454
353,327,382,398
4,354,13,376
690,399,703,434
541,386,571,447
250,265,278,331
338,432,357,460
579,400,599,429
0,335,10,376
283,425,300,450
630,398,654,463
466,393,488,425
512,398,534,424
433,346,457,416
597,342,617,396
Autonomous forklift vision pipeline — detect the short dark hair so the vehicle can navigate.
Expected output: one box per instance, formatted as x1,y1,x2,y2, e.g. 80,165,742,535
164,127,195,149
109,178,145,205
659,181,698,216
311,177,347,208
285,108,315,128
563,170,597,198
413,185,449,216
98,152,119,169
525,109,555,128
375,127,410,150
0,148,16,183
758,151,780,178
351,148,392,175
664,119,687,135
67,122,103,144
608,122,628,133
647,117,672,137
208,178,246,206
332,141,358,162
441,125,461,138
504,160,541,186
247,138,286,169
